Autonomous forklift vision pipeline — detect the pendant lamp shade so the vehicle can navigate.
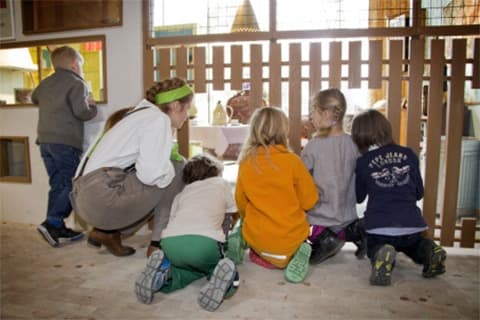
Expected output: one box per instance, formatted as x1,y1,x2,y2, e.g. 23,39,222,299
231,0,260,32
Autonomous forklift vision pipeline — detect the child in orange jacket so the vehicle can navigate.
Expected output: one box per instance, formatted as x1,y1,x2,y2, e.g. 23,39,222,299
235,107,318,283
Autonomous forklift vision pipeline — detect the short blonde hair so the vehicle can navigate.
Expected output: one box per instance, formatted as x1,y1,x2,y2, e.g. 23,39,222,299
51,46,83,69
238,107,289,163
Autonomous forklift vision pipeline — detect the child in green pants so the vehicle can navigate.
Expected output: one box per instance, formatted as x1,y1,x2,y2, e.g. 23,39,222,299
135,153,239,311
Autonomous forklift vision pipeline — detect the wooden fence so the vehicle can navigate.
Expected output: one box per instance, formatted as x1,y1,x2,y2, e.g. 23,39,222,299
149,37,479,248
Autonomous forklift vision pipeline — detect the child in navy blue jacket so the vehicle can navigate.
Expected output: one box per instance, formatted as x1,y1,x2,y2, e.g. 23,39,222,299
351,109,446,286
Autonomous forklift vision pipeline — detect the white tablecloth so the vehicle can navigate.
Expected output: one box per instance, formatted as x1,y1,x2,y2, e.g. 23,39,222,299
189,124,250,156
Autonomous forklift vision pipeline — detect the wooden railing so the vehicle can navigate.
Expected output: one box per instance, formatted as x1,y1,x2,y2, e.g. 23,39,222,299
145,36,479,248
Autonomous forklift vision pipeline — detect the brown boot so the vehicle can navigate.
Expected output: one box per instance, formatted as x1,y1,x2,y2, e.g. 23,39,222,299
87,229,136,257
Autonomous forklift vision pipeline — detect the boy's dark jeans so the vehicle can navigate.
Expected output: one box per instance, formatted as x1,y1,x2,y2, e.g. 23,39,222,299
367,232,431,265
40,143,82,228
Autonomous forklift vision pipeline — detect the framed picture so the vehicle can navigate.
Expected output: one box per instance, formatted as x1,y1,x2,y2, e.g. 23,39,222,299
0,0,15,41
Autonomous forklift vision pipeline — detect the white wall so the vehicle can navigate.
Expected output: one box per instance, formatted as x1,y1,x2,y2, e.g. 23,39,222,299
0,1,143,224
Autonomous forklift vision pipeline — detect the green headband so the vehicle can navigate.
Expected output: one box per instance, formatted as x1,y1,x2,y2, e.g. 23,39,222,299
155,85,193,104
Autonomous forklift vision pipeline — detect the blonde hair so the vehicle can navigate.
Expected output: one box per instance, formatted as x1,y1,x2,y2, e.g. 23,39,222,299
311,88,347,137
51,46,83,69
238,107,289,163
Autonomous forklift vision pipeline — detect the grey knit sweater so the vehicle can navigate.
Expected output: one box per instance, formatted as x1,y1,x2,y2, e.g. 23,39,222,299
32,68,98,150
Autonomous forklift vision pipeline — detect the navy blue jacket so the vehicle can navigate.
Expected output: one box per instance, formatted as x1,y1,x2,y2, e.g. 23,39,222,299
355,144,427,231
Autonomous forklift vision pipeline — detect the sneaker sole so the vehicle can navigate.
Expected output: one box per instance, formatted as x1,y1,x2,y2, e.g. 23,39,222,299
58,233,85,244
135,250,164,304
370,245,396,286
423,247,447,278
37,225,59,248
198,258,236,312
285,242,312,283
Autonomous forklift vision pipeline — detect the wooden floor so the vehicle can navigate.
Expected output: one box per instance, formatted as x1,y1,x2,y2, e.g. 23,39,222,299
1,221,479,320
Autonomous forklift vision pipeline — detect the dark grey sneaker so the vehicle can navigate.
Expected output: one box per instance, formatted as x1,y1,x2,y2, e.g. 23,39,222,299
198,258,236,312
309,229,345,265
37,221,84,247
370,244,396,286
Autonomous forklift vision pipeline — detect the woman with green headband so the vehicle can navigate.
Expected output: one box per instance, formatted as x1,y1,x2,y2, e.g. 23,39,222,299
70,77,193,257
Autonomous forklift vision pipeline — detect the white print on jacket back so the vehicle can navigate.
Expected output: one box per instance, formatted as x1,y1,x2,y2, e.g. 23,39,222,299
370,165,411,188
368,151,411,188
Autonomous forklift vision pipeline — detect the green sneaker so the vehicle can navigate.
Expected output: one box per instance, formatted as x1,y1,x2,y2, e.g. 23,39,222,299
226,222,247,264
370,244,396,286
422,241,446,278
285,242,311,283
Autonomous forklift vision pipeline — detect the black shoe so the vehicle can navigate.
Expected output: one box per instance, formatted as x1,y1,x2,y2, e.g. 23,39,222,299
422,241,447,278
309,229,345,265
37,221,84,248
345,218,367,259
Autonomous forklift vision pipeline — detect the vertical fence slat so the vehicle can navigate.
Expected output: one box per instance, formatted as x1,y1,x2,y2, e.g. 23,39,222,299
177,120,190,158
460,218,477,248
194,47,206,93
348,41,361,89
329,42,341,89
387,40,403,144
231,45,243,91
440,38,467,246
473,38,480,88
176,47,189,158
269,43,281,106
250,44,263,112
144,47,154,88
175,46,187,80
406,39,425,155
309,42,322,95
289,43,302,154
159,48,171,80
369,40,382,89
212,46,224,90
423,39,446,239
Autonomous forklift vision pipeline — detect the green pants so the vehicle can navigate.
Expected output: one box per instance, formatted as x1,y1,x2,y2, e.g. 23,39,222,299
160,235,223,293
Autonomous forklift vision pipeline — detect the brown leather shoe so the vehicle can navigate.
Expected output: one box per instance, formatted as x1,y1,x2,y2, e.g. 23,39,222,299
87,229,136,257
146,245,161,258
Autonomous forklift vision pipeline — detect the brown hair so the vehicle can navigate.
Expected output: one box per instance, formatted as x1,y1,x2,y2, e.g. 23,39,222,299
182,153,223,184
145,77,193,113
311,88,347,137
351,109,394,154
103,77,194,132
103,107,135,132
51,46,83,69
238,106,289,163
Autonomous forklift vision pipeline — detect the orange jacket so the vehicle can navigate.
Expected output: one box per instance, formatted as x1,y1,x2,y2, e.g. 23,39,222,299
235,145,318,267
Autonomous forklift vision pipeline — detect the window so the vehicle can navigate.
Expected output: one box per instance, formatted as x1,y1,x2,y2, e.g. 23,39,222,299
0,35,107,106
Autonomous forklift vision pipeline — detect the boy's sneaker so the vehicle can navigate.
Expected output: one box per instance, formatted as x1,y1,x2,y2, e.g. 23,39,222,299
198,258,236,312
370,244,396,286
135,250,170,304
37,221,84,247
422,241,447,278
285,242,312,283
224,271,240,299
226,225,247,264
